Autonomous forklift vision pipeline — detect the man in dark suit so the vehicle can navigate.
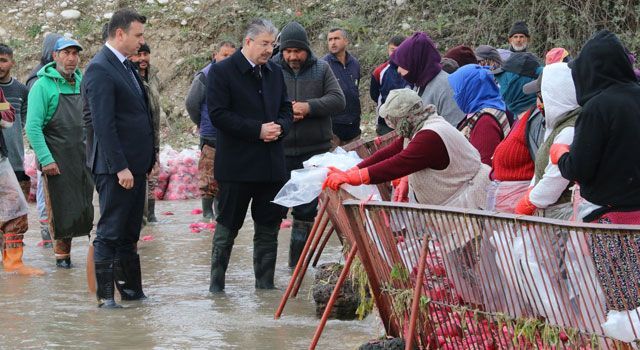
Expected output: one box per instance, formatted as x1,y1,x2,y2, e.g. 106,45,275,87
207,18,293,292
83,8,154,308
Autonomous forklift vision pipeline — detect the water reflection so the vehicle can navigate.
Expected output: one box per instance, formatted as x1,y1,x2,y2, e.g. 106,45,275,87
0,199,379,349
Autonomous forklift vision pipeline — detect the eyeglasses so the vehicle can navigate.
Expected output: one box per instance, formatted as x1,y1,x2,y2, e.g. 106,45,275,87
250,39,276,50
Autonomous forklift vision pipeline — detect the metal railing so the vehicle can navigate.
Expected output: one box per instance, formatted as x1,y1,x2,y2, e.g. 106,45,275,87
275,132,399,349
342,199,640,349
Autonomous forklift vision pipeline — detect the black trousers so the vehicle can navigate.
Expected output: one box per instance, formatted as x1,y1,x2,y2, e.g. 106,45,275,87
216,181,287,231
93,173,146,262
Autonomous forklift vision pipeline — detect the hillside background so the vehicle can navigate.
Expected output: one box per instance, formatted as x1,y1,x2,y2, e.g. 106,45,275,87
2,0,638,146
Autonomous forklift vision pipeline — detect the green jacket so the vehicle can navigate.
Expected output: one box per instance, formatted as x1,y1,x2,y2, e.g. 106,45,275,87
25,61,82,166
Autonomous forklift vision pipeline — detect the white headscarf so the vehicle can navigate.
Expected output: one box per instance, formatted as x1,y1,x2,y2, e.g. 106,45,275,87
540,63,580,140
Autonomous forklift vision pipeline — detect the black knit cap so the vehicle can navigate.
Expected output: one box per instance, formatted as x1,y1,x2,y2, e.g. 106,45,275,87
138,43,150,53
279,21,311,52
509,21,530,38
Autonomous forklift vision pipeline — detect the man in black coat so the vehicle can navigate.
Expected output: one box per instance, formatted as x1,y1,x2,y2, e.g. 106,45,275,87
84,9,154,308
207,18,293,292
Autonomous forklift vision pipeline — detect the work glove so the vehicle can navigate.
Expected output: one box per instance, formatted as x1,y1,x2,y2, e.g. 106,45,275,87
322,167,370,191
549,144,570,165
514,189,537,215
392,176,409,202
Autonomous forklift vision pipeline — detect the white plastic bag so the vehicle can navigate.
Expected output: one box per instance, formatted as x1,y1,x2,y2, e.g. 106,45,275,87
271,167,329,208
273,147,380,207
0,157,29,222
602,307,640,344
513,230,574,326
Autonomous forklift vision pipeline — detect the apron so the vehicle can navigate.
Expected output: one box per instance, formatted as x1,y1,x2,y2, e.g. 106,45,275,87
43,92,94,239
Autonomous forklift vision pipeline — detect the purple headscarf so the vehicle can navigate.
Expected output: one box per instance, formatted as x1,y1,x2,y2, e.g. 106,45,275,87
390,32,442,88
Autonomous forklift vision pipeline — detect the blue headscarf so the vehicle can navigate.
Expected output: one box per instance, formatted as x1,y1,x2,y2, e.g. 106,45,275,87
494,71,537,116
448,64,506,114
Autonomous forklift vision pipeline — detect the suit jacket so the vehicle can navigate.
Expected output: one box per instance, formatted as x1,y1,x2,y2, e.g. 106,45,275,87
207,49,293,182
83,46,154,175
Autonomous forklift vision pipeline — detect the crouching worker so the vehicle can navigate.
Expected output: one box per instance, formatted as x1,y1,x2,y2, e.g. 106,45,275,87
323,88,489,209
323,88,491,305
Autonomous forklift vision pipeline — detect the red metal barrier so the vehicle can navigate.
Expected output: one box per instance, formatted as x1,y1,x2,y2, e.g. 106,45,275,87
342,199,640,349
275,132,400,347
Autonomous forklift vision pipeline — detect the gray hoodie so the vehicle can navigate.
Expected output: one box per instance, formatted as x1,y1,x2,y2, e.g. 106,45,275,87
274,22,345,157
26,33,62,90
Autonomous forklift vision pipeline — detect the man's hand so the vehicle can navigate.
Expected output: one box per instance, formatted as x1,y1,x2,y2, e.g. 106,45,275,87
117,168,134,189
292,101,310,122
42,162,61,176
260,122,282,142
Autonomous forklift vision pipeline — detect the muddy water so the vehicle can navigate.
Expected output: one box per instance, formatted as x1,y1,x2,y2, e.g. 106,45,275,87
0,199,380,349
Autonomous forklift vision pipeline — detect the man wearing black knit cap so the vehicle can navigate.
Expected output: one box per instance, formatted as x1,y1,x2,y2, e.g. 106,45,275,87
272,21,345,267
130,43,164,222
507,21,530,53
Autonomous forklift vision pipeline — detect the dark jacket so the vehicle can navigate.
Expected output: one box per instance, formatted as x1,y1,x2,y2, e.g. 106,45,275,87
370,61,410,128
207,49,293,182
525,107,544,160
185,61,217,145
322,52,361,126
84,46,155,175
274,52,345,156
558,30,640,218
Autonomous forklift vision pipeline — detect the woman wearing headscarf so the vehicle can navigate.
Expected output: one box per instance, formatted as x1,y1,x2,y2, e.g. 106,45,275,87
390,32,465,127
323,88,489,209
553,30,640,311
515,63,579,219
323,88,491,305
449,64,510,166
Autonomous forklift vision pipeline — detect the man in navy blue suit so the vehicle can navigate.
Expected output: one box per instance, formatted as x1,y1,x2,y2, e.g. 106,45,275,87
84,8,154,308
207,18,293,292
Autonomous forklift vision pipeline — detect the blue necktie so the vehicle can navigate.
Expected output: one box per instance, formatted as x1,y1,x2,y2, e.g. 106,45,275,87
124,60,143,96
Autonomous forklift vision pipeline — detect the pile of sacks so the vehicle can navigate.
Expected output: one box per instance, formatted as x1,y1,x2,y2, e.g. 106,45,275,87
23,150,37,202
154,146,201,201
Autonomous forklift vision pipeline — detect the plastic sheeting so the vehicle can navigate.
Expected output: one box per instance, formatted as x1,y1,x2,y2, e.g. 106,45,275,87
273,147,381,207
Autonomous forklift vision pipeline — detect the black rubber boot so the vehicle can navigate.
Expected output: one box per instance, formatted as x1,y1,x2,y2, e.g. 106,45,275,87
289,220,314,268
202,197,215,220
114,254,147,300
147,199,158,223
95,260,122,309
209,224,236,293
56,258,72,269
254,224,279,289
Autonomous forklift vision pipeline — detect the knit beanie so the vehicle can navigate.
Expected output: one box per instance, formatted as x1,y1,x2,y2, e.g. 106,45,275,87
279,21,311,52
444,45,478,67
138,43,151,53
509,21,530,38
